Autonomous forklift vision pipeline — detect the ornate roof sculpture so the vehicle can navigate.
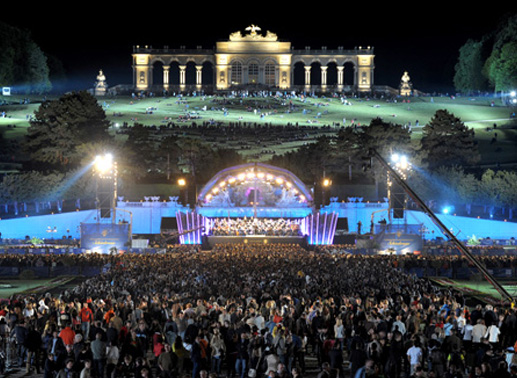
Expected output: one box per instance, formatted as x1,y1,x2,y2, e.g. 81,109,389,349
229,25,279,42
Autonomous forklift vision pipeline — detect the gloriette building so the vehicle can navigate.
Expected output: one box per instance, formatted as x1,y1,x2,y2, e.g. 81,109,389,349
132,25,374,93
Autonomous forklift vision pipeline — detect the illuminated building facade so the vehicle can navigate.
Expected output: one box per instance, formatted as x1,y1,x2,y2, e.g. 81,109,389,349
132,26,374,93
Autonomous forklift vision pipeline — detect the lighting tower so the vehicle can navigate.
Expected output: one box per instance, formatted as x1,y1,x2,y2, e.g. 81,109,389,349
94,153,118,223
387,153,412,221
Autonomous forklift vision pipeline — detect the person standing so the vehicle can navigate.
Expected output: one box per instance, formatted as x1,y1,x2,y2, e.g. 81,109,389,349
26,323,42,374
158,343,178,378
191,335,204,378
79,303,94,341
14,320,29,368
235,332,249,378
406,340,423,377
91,332,107,378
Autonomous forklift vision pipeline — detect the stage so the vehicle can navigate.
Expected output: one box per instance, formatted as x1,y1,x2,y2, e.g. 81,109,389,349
204,235,307,248
175,163,339,246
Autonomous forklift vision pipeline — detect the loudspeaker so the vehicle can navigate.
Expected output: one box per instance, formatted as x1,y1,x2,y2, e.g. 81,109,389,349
97,178,113,218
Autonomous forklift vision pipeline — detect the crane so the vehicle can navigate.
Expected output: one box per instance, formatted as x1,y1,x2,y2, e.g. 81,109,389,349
368,148,515,306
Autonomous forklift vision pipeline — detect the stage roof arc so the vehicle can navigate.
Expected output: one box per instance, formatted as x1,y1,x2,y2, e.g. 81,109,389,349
197,162,313,207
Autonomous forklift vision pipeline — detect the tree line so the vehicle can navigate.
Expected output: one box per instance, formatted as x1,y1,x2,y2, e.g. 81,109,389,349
454,12,517,94
0,22,62,94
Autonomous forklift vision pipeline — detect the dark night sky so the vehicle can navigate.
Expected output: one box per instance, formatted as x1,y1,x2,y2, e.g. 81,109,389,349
4,4,517,93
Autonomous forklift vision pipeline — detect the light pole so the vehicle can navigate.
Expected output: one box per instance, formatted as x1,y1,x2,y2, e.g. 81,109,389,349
94,153,118,223
322,177,332,207
178,177,187,206
387,153,411,221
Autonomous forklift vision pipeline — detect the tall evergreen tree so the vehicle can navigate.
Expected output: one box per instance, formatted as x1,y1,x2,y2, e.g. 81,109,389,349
454,39,489,93
24,91,112,172
485,41,517,92
0,22,52,93
419,109,480,171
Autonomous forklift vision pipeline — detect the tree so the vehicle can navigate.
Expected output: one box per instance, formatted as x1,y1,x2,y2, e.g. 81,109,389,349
0,169,95,215
121,123,155,180
270,135,337,183
485,41,517,93
334,127,361,180
479,169,517,219
419,109,480,171
0,22,52,93
454,39,489,93
359,118,414,198
23,41,52,94
24,91,112,172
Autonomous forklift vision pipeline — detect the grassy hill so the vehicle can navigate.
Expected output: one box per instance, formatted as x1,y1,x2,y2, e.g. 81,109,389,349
1,93,516,166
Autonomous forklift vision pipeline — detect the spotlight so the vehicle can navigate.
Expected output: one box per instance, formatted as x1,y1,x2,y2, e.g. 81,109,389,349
94,153,113,174
442,206,453,215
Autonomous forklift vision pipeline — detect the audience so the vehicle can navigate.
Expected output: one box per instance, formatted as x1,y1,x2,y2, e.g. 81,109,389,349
0,242,516,378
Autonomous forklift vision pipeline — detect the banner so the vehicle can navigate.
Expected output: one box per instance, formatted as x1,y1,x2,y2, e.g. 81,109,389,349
376,232,422,254
80,223,131,253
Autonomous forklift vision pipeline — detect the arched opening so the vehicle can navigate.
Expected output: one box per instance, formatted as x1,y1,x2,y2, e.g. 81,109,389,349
310,62,322,86
343,61,355,86
185,61,197,85
293,62,305,86
326,62,338,86
152,61,165,88
169,62,180,86
202,61,214,85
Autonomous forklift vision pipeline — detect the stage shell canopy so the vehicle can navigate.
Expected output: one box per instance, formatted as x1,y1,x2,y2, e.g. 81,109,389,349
196,163,313,217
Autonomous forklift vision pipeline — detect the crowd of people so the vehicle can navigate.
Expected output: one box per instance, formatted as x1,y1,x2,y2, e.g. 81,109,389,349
1,243,517,378
209,218,302,237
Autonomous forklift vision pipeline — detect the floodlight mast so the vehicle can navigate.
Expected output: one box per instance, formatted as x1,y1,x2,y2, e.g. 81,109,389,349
368,148,515,306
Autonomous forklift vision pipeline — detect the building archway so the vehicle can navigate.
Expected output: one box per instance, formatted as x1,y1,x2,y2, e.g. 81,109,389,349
343,61,355,86
293,62,305,86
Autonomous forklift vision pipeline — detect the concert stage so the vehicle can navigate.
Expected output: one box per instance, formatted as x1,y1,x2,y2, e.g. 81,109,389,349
175,163,339,246
204,235,308,248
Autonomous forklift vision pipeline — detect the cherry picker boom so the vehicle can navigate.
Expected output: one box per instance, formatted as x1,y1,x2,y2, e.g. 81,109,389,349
369,148,515,306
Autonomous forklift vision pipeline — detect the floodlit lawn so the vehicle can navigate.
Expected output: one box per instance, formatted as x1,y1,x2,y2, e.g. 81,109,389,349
0,277,75,297
450,280,517,302
1,94,515,164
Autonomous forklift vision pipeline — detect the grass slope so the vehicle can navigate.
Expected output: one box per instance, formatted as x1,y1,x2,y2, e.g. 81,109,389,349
1,94,516,165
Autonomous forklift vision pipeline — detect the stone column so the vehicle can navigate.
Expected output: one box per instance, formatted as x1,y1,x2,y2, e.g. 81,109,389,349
321,66,328,86
163,66,170,91
321,66,328,92
196,65,203,88
304,66,311,87
337,67,344,86
179,65,187,89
